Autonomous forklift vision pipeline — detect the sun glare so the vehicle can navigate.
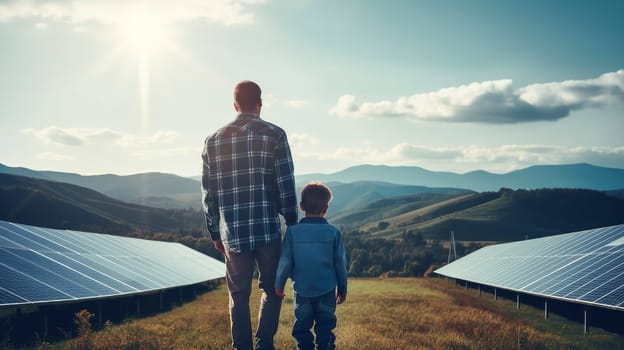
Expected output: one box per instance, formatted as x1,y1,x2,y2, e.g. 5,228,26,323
109,2,180,133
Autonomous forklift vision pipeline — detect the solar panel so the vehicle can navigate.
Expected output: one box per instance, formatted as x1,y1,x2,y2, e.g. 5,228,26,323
434,224,624,311
0,220,225,307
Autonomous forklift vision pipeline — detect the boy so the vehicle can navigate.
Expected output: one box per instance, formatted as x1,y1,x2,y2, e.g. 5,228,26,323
275,181,348,350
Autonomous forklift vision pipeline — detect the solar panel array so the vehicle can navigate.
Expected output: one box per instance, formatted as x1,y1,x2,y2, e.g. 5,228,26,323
0,220,225,307
435,224,624,311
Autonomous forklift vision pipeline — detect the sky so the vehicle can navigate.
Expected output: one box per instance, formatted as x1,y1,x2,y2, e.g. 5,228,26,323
1,0,623,177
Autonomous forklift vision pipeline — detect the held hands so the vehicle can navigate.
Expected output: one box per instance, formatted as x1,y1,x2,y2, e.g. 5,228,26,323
213,240,225,255
275,288,285,298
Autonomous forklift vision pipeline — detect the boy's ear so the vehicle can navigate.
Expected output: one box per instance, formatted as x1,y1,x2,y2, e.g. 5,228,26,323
321,205,329,215
299,202,305,211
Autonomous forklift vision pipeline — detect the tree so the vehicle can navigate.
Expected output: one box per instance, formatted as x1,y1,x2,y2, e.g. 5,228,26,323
377,221,390,231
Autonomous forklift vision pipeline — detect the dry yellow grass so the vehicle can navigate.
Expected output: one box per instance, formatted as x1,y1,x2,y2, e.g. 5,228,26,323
49,278,623,350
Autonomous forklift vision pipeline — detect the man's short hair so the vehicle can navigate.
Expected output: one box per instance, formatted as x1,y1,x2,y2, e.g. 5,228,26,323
234,80,261,111
301,181,332,215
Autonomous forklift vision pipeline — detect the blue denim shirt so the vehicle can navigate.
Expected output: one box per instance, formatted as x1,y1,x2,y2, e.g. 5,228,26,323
275,217,348,298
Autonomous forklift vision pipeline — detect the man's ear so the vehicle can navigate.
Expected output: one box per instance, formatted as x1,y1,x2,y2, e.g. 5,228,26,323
258,98,262,108
233,102,240,112
300,202,305,211
321,205,329,215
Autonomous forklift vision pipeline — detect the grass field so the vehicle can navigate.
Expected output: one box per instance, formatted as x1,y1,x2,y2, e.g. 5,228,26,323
48,278,623,350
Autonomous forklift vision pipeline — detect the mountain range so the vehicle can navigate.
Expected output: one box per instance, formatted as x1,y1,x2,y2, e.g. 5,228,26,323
0,163,200,209
1,163,623,242
2,162,623,211
297,163,624,192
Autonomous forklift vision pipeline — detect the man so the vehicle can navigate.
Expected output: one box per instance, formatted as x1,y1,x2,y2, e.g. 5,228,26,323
202,80,298,350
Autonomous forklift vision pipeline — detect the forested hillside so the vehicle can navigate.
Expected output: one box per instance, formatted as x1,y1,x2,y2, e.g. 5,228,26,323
357,188,624,242
0,173,204,235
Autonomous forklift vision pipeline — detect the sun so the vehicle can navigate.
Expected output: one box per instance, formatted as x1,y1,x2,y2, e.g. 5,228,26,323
111,2,178,63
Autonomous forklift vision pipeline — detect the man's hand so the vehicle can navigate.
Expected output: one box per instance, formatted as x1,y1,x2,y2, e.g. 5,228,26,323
275,288,285,298
213,240,225,255
336,294,346,304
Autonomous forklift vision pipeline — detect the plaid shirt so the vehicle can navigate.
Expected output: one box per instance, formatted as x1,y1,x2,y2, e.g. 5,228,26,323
201,113,298,253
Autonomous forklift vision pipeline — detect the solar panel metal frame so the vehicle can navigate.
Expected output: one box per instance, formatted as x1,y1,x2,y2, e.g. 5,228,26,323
0,220,226,308
434,224,624,312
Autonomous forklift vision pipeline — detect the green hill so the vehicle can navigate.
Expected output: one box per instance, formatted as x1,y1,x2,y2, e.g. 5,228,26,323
359,188,624,242
0,173,189,234
328,191,475,226
315,181,472,217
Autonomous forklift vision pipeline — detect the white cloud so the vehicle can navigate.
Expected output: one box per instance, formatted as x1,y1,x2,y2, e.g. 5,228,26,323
263,94,311,109
262,93,278,108
519,70,624,108
329,95,358,117
391,144,624,169
34,22,47,29
0,0,266,26
21,126,89,145
452,145,624,172
131,146,199,158
21,126,179,147
296,142,624,173
387,143,462,160
117,130,178,147
36,152,74,161
289,133,319,149
329,70,624,124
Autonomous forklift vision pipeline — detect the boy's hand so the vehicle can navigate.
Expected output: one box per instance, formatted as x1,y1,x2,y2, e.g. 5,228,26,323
213,240,225,255
275,288,285,298
336,294,346,304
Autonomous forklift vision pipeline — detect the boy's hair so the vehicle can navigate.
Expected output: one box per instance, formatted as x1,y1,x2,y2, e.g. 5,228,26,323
300,181,332,215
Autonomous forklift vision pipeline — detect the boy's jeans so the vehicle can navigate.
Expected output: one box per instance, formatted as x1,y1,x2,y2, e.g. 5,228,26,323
224,239,282,350
292,290,337,350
